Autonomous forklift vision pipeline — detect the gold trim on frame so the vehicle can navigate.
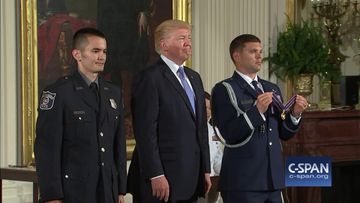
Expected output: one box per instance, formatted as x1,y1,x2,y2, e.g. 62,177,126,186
20,0,38,166
173,0,192,24
21,0,192,164
286,0,295,23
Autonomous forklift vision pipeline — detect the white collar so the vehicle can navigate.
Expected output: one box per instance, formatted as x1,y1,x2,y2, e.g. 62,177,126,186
235,70,259,85
161,55,183,75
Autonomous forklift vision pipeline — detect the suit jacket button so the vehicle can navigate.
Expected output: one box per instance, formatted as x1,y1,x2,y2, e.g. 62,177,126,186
100,132,104,137
65,175,69,179
101,147,105,152
101,162,105,166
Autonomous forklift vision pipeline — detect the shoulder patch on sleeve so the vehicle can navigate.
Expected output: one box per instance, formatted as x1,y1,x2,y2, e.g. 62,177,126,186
39,91,56,110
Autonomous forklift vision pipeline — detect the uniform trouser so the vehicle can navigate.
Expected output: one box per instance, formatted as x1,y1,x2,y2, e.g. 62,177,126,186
97,174,116,203
97,175,106,203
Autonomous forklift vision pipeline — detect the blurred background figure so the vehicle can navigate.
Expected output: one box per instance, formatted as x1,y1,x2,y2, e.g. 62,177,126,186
203,92,224,203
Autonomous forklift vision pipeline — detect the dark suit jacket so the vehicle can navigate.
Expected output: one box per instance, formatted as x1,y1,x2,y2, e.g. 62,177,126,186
34,71,127,203
128,58,210,201
211,72,299,192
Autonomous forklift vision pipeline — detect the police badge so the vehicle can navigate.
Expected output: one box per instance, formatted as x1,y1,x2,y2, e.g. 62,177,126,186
109,98,117,109
39,91,56,110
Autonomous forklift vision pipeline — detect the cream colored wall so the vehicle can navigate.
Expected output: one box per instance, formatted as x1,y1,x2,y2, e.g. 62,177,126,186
1,0,18,168
192,0,284,93
1,1,27,202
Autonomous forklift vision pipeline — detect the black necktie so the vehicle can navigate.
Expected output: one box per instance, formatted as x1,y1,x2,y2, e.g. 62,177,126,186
89,82,99,105
251,80,263,95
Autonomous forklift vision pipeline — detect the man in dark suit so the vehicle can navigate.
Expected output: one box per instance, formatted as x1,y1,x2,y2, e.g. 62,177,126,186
34,28,127,203
211,34,308,203
127,19,211,203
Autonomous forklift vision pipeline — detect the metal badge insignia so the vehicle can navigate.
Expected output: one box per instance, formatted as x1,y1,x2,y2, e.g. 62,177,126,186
109,99,117,109
39,91,56,110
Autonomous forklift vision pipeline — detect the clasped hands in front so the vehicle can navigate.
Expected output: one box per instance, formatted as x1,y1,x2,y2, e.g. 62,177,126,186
256,92,308,117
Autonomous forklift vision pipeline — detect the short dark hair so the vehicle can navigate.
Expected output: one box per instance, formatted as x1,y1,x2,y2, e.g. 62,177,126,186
229,34,261,62
72,27,106,49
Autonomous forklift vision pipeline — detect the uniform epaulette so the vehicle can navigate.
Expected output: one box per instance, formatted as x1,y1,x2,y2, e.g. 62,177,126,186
55,75,71,85
103,80,122,89
103,79,117,86
218,77,234,85
44,75,71,91
261,79,275,87
54,75,70,83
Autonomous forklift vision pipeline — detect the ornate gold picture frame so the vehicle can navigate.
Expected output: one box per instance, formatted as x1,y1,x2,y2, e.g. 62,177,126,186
20,0,192,165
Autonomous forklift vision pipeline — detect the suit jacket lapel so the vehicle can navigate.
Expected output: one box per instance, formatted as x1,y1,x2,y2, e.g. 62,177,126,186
160,59,195,119
259,78,272,93
72,72,99,112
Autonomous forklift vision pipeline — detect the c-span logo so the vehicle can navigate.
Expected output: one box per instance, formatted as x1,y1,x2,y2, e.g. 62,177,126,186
285,156,332,187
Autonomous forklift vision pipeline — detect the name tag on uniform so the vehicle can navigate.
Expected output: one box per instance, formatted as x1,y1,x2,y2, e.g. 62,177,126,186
73,111,85,115
240,99,254,105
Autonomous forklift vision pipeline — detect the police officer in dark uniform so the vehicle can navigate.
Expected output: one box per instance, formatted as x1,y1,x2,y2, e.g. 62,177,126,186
34,28,127,203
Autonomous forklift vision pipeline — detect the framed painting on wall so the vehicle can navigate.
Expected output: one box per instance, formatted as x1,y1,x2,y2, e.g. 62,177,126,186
19,0,192,165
